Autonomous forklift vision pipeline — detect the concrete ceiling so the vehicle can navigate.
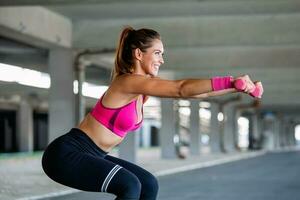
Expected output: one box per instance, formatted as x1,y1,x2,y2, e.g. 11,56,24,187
0,0,300,112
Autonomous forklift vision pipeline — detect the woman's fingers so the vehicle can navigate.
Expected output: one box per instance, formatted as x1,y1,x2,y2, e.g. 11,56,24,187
242,75,255,93
234,75,263,98
250,81,264,98
246,80,256,93
234,75,253,92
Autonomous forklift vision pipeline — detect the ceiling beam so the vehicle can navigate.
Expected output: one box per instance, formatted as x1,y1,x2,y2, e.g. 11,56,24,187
0,6,72,49
46,0,300,20
72,13,300,49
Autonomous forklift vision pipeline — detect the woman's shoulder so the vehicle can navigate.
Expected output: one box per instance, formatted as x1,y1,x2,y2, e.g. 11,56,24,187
111,73,167,98
109,74,149,100
108,74,141,96
115,73,148,80
114,73,160,86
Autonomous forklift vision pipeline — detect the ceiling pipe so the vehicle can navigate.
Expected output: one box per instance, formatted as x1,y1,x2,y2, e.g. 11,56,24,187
73,48,114,124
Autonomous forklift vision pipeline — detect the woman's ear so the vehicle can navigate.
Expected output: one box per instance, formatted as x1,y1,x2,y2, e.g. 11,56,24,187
133,48,143,61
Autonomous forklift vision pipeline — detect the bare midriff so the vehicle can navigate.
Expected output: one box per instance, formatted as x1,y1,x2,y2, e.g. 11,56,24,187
77,113,124,152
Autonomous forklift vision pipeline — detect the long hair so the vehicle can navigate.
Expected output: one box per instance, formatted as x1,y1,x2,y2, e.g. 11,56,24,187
111,26,161,81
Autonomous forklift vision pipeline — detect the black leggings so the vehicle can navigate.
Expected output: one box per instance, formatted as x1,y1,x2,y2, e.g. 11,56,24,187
42,128,158,200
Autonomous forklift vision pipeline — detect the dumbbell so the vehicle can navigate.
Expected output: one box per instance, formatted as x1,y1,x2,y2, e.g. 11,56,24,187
234,78,263,98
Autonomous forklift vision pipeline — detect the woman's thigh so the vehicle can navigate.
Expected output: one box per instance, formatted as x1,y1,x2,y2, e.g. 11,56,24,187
105,155,159,199
42,130,143,199
44,150,141,199
73,154,143,199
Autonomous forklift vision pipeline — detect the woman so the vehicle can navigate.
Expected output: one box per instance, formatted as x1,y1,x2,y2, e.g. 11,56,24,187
42,26,262,200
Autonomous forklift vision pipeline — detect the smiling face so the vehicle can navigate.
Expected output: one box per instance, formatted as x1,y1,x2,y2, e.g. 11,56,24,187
139,39,165,77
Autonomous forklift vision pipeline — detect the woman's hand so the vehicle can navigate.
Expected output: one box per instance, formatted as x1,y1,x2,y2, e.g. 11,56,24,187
234,75,263,98
234,75,255,93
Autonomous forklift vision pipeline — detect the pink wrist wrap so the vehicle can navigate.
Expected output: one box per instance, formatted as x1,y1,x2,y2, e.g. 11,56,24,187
211,76,234,91
234,79,264,98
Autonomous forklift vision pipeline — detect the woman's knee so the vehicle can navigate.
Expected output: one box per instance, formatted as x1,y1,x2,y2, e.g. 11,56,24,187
140,173,159,199
124,176,142,198
108,168,142,199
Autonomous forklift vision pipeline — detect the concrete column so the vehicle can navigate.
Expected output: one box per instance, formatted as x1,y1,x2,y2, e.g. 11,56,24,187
48,49,75,143
209,103,221,153
281,121,289,147
257,113,264,149
75,62,86,124
17,98,33,152
235,110,242,150
285,124,291,146
287,124,296,146
278,119,285,147
247,113,254,150
160,99,177,159
291,124,297,146
262,118,276,150
118,131,139,163
223,105,236,152
141,122,151,148
281,118,295,147
190,100,200,155
252,113,260,148
273,118,281,149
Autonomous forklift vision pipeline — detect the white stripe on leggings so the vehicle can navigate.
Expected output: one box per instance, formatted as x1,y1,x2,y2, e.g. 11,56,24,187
101,165,122,192
104,165,122,192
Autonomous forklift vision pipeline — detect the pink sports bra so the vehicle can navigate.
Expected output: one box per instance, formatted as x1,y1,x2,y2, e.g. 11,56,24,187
90,92,145,138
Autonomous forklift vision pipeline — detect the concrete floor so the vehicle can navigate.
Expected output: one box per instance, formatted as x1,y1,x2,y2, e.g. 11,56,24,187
44,151,300,200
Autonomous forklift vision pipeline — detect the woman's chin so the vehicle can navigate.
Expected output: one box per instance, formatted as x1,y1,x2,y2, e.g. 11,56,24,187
152,71,159,77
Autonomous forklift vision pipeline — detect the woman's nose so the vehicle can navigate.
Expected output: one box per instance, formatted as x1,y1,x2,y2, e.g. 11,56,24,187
160,56,164,64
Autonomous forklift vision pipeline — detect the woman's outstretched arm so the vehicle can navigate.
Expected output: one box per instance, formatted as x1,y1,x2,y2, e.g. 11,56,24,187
114,74,256,99
188,88,237,99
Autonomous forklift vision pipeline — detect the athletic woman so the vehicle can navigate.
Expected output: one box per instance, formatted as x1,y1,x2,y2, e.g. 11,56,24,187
42,26,262,200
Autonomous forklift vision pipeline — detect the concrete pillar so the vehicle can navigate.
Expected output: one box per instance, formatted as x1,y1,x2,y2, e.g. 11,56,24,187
287,124,296,146
291,124,297,146
48,49,75,143
209,103,221,153
273,118,281,149
17,98,33,152
235,110,242,150
285,124,291,146
160,99,177,159
257,113,264,148
190,100,200,155
118,131,139,163
252,113,260,148
223,105,236,152
142,122,153,148
262,117,276,150
281,121,289,147
245,113,254,150
75,62,86,124
280,120,287,147
280,118,295,147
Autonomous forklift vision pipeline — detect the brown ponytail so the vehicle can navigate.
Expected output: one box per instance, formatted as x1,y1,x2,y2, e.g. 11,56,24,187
111,26,161,81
